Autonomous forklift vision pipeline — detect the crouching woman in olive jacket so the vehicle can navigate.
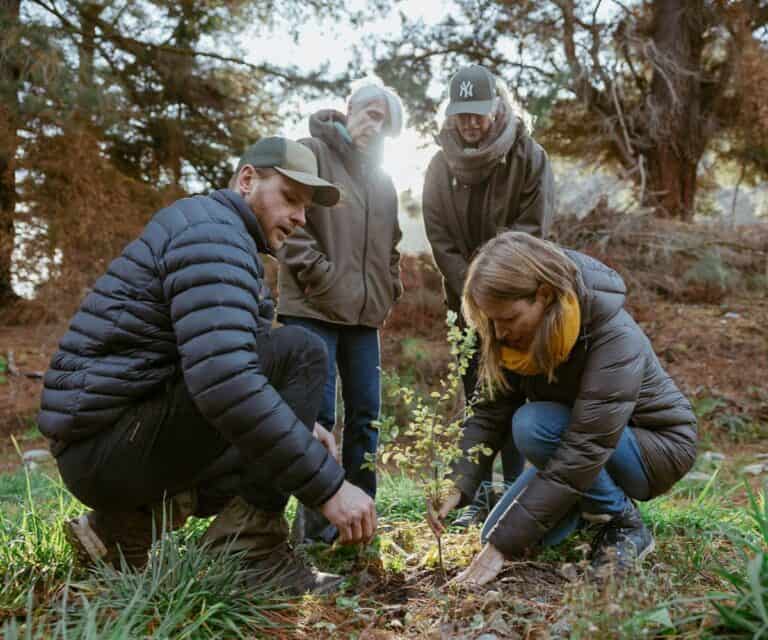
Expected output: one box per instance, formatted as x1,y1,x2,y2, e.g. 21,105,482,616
427,232,697,584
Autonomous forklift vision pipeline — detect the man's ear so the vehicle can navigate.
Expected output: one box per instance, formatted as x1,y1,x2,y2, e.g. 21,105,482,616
235,165,255,196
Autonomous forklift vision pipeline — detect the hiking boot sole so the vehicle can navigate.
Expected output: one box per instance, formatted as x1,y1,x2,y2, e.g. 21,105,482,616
451,508,490,530
245,562,345,596
302,573,345,596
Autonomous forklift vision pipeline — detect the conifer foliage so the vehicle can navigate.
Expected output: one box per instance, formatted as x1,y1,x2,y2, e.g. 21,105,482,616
375,0,768,221
0,0,355,308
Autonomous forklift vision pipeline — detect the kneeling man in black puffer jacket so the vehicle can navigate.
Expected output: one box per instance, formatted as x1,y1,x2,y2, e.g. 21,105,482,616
38,137,375,595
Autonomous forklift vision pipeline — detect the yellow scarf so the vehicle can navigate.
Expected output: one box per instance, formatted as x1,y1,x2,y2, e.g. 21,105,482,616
499,292,581,376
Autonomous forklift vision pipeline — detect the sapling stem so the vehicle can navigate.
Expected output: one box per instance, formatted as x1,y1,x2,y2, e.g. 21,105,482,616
437,535,445,582
429,490,447,582
370,311,477,583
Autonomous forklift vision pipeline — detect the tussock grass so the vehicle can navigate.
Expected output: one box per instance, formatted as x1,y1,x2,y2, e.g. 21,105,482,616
0,458,766,638
707,485,768,638
642,470,753,537
3,534,290,639
0,466,78,612
376,472,424,521
0,463,290,638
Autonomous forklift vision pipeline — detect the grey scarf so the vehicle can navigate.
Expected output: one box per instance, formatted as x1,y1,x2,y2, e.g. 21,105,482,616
437,99,519,186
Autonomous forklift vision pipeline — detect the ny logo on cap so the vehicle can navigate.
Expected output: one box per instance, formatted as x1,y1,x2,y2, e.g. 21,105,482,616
459,80,474,98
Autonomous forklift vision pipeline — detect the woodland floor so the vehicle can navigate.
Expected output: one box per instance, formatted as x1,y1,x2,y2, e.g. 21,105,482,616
1,253,767,638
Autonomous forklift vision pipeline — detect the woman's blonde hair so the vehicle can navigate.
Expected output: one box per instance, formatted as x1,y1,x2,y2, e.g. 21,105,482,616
462,232,582,396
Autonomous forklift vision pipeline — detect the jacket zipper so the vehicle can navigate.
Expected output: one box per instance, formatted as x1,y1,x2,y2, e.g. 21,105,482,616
359,205,370,322
358,168,370,322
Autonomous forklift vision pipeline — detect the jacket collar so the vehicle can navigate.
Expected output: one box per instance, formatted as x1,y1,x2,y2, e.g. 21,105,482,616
564,250,626,346
309,109,384,171
210,189,273,255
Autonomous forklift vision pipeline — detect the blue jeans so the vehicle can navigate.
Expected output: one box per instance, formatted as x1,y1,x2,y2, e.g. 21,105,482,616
481,402,651,547
279,316,381,498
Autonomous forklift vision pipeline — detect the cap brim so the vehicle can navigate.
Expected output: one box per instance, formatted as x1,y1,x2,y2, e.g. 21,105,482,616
275,167,341,207
445,99,495,117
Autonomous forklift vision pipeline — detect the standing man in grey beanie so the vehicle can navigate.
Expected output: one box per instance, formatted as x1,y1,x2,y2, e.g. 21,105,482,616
39,136,377,595
423,64,555,528
277,82,404,544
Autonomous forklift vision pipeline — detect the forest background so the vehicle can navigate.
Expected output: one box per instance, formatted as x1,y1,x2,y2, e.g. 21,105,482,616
1,1,768,638
2,0,768,308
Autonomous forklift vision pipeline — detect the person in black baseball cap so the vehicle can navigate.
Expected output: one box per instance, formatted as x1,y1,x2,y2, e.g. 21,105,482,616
445,64,500,146
422,64,556,530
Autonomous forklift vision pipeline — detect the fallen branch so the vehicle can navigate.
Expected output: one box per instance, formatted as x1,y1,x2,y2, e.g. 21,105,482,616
4,350,44,379
6,351,20,377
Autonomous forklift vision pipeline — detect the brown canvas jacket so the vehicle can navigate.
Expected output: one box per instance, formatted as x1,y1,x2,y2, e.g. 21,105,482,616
277,110,403,327
422,121,555,312
451,251,697,559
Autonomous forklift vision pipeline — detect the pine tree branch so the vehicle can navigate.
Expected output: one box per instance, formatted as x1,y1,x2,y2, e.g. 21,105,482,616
28,0,350,92
555,0,617,127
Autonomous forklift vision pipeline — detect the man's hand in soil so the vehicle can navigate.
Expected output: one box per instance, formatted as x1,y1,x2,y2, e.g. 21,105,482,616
426,489,462,536
452,543,505,586
312,422,338,461
320,481,377,545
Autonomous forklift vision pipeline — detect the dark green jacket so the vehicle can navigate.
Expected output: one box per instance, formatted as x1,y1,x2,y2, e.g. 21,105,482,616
422,123,554,312
277,110,402,327
452,251,697,559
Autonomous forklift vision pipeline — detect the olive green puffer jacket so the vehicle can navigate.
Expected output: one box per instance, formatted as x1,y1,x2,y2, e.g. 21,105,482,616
276,110,402,327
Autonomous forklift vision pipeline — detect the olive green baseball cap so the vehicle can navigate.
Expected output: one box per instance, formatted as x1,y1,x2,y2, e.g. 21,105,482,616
236,136,341,207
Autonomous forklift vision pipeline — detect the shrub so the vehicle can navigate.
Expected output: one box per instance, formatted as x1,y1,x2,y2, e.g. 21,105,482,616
709,485,768,636
682,250,736,303
367,311,482,576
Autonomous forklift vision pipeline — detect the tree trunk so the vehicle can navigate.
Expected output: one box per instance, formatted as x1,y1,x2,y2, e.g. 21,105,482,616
78,3,101,91
645,145,699,221
0,0,21,305
644,0,706,221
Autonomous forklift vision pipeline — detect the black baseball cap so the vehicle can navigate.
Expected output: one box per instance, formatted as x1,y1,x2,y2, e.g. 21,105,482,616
445,65,497,117
236,137,341,207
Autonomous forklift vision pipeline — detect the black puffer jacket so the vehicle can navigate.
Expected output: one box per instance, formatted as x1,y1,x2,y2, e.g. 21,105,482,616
452,251,697,558
38,189,345,507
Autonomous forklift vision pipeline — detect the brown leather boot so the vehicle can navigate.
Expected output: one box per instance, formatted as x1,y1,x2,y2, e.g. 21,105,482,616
202,496,343,596
65,491,196,569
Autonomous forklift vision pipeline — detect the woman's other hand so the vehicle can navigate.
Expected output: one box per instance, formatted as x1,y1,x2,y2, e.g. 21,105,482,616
452,543,505,586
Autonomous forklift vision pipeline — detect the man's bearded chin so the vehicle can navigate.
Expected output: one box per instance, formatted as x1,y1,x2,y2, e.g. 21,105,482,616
362,134,386,161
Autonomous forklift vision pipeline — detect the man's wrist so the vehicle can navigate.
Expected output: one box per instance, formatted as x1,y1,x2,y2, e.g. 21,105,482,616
314,473,346,508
